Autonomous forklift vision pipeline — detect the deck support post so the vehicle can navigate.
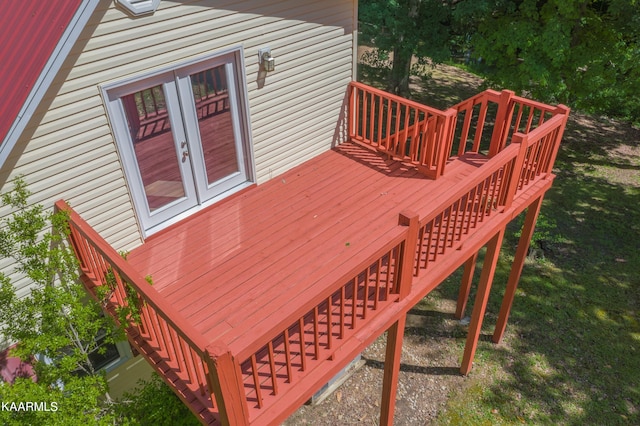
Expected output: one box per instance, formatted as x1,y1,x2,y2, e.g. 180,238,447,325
380,314,407,426
455,252,479,320
397,211,419,299
460,228,505,375
492,196,543,343
205,346,250,426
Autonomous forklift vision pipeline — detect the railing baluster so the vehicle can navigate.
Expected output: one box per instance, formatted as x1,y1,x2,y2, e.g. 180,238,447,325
402,104,410,157
472,99,489,152
182,335,198,383
250,355,263,408
434,212,445,259
369,93,376,145
363,267,370,320
190,346,207,395
525,107,535,132
313,307,320,359
339,286,345,338
298,317,307,371
351,277,358,330
424,222,434,269
283,328,292,383
158,317,172,362
473,179,486,227
374,258,382,309
384,98,393,150
326,296,333,350
392,100,402,155
488,170,501,215
362,90,369,144
450,200,461,246
267,341,278,395
459,103,473,155
443,206,454,249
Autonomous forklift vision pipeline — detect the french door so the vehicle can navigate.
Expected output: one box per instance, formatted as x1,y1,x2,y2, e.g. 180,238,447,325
105,52,251,234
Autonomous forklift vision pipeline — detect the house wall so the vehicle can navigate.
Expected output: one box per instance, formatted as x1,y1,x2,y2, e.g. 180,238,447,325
0,0,356,300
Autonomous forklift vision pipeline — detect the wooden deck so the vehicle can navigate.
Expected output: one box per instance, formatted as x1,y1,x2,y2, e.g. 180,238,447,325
58,82,570,425
127,141,484,351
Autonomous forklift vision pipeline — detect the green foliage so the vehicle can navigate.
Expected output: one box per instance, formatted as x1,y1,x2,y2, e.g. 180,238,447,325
95,268,144,328
0,177,195,424
114,374,200,425
359,0,640,122
460,0,640,122
0,176,119,422
0,376,113,426
359,0,451,95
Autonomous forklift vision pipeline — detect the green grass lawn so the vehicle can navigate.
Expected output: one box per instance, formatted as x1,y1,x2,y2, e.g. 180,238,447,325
360,55,640,425
431,81,639,426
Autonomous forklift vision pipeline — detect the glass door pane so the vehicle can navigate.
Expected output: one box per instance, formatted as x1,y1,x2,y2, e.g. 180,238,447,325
177,55,249,203
190,65,241,185
121,85,188,212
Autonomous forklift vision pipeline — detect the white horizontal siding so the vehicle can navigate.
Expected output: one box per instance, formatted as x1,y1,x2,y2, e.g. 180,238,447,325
1,0,355,298
18,132,114,173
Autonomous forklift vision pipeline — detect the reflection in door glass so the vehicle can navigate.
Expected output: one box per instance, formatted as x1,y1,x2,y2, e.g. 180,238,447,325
190,65,240,185
122,85,186,212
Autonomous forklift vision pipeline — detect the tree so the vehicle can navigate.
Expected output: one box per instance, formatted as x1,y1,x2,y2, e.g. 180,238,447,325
462,0,640,121
359,0,452,95
0,177,200,425
359,0,640,122
114,374,200,426
0,176,120,424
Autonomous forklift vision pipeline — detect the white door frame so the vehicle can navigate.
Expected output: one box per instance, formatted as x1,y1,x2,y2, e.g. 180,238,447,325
102,47,255,237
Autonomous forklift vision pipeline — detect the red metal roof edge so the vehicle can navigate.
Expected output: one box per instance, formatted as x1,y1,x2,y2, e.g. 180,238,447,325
0,0,101,170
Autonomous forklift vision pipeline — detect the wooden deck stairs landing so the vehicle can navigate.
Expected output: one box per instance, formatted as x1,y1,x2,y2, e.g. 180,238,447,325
56,82,569,425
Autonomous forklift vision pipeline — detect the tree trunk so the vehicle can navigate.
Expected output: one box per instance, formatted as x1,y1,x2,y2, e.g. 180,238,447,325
388,46,413,97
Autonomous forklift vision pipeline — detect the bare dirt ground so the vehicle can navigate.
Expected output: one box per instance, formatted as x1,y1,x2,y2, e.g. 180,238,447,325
284,297,480,426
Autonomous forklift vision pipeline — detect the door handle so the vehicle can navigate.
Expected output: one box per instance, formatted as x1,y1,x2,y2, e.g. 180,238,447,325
182,151,189,162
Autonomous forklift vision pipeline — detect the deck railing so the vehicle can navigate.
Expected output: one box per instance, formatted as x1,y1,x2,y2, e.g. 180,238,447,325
414,143,519,277
506,110,569,205
413,104,568,276
348,81,457,178
349,82,569,179
231,99,568,419
54,200,220,424
230,214,419,421
450,89,566,158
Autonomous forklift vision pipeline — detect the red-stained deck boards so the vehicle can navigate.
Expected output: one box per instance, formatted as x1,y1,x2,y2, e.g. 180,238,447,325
127,141,486,356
